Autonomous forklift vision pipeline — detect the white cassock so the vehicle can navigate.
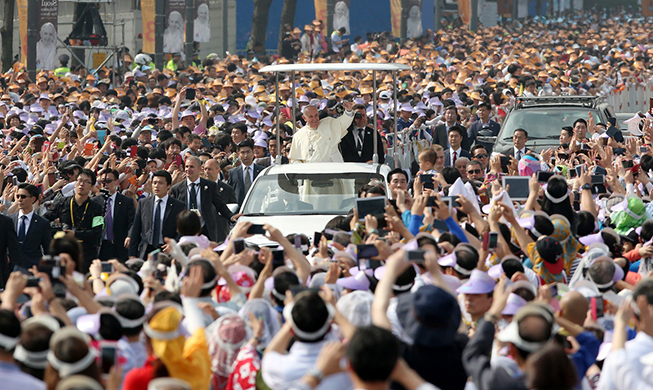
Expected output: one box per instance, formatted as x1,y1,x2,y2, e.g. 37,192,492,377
289,112,354,163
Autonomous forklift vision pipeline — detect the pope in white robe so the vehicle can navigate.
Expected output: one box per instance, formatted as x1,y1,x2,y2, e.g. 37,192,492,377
289,103,354,163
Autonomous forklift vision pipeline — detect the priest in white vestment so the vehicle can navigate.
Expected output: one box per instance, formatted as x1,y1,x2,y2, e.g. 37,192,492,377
289,102,354,163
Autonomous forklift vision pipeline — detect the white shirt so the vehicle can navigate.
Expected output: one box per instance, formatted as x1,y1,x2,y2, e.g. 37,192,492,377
153,194,168,244
186,178,202,209
450,147,462,162
17,209,34,237
598,331,653,390
514,147,527,159
242,163,254,184
261,330,353,390
103,192,117,240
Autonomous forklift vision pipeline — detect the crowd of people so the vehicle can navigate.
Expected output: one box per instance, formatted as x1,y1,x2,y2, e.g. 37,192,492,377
0,4,652,390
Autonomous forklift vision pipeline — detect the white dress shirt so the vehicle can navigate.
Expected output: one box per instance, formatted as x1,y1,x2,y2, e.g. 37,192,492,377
450,147,462,162
17,209,34,236
598,331,653,390
153,194,168,244
186,177,202,208
261,330,353,390
514,147,527,160
103,192,117,240
242,163,254,183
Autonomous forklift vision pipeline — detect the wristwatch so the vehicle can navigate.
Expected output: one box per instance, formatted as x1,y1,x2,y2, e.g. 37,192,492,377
581,183,592,191
307,368,324,383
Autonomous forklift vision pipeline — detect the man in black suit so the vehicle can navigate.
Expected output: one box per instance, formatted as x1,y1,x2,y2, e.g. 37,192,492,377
433,105,470,151
203,158,237,240
95,169,136,262
467,102,501,152
501,128,532,160
228,140,264,207
444,126,472,166
339,104,385,163
9,183,50,269
170,155,236,243
0,213,21,288
129,170,186,259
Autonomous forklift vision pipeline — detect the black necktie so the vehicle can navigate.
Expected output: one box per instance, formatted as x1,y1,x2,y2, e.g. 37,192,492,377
153,199,162,247
356,129,364,152
18,215,26,242
189,183,198,210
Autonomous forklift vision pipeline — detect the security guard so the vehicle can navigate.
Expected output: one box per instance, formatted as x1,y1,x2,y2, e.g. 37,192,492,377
165,52,182,72
54,54,71,78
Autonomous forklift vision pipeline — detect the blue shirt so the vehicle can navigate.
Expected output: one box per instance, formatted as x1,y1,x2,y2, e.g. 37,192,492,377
0,361,46,390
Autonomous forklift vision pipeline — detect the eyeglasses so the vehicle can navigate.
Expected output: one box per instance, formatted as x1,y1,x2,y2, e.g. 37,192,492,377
473,154,489,159
15,194,30,199
467,169,482,174
76,179,92,185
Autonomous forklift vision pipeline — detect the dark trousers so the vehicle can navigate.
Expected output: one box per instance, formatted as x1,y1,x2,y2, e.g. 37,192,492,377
99,240,121,262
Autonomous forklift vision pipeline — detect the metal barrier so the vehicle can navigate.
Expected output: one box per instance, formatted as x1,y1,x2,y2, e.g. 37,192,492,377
605,80,653,114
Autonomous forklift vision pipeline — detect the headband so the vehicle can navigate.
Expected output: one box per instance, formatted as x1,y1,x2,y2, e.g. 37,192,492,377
283,302,335,341
545,189,569,204
143,323,181,340
0,333,19,350
14,345,49,369
621,207,645,220
115,312,147,328
47,348,97,378
530,226,543,238
453,262,473,276
392,282,414,292
201,275,218,290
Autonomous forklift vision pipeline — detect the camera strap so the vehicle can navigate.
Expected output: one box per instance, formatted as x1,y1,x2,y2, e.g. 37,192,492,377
70,197,89,228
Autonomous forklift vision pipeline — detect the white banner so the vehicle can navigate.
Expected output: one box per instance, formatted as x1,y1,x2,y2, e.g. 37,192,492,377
478,0,497,27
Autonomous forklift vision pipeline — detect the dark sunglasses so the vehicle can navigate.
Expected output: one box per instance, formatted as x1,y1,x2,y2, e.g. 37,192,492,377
100,179,115,184
473,154,489,159
467,169,482,174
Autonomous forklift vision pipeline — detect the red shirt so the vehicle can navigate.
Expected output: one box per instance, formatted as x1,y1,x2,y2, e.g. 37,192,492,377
122,355,157,390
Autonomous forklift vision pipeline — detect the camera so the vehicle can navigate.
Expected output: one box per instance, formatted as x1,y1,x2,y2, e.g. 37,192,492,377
354,112,363,119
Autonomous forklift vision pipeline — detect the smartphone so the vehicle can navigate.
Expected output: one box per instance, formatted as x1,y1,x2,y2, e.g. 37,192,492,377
201,137,212,149
357,244,379,259
482,231,489,251
294,235,302,250
26,277,40,288
601,137,608,146
431,219,450,232
488,231,499,250
622,159,634,169
593,166,607,175
536,170,554,183
568,167,577,178
591,297,604,320
247,224,266,235
405,249,426,264
96,130,107,145
148,248,161,262
501,176,531,200
549,284,558,297
148,117,158,125
233,238,245,254
591,174,605,184
313,231,323,245
173,154,183,168
355,197,387,222
640,146,649,153
12,176,18,186
426,196,438,207
574,164,584,177
101,262,114,273
42,141,50,153
100,343,117,374
185,88,196,100
420,174,434,190
130,145,138,157
271,249,285,269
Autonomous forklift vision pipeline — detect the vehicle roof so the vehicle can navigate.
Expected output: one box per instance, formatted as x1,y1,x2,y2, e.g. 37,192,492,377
260,162,391,176
259,63,410,73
